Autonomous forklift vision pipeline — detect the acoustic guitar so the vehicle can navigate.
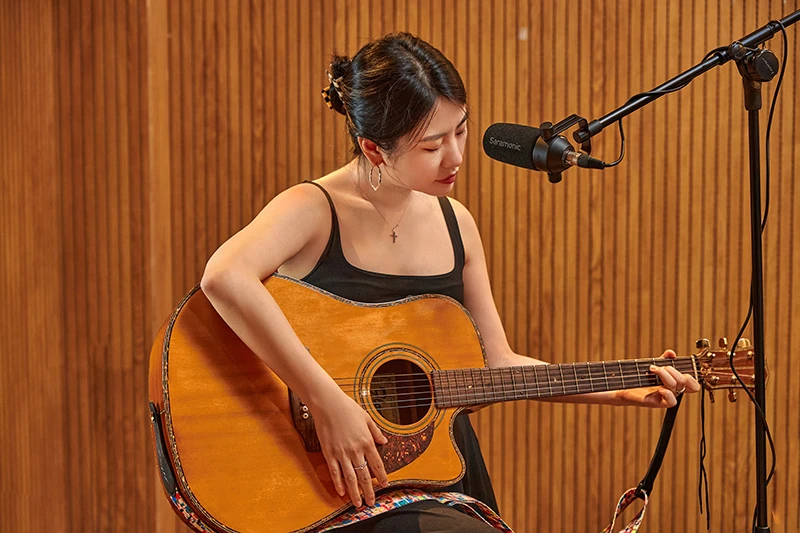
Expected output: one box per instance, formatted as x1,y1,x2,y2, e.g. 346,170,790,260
148,274,756,533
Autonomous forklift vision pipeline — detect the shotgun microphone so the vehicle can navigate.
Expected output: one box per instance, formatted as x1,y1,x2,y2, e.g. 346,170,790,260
482,122,605,182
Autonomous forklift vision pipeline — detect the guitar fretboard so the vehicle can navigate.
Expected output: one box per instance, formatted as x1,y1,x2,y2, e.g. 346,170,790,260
431,357,698,408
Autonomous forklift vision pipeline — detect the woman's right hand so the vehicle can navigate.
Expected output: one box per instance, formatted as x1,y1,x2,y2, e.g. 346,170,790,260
311,390,390,508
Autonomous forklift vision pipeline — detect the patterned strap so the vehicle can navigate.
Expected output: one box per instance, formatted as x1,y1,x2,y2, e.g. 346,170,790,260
314,488,513,532
600,488,649,533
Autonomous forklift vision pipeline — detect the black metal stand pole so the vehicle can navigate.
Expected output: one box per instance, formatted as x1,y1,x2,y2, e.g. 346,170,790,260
741,74,771,533
571,10,800,532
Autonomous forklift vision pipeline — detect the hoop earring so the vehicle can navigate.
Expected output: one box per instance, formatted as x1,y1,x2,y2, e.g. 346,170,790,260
368,165,382,192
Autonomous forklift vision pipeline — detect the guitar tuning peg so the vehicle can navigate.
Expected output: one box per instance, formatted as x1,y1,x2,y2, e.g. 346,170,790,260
718,337,728,349
696,338,711,349
728,390,738,403
708,389,716,403
736,338,752,349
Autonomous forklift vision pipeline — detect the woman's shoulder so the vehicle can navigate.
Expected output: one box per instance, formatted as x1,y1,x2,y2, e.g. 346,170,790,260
261,172,348,220
442,196,483,262
444,196,479,233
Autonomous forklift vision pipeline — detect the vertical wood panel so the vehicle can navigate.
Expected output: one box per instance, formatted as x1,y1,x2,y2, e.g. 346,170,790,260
2,1,799,532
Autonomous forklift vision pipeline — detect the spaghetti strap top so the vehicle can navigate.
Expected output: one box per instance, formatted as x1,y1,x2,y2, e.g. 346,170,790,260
297,181,499,514
301,181,466,305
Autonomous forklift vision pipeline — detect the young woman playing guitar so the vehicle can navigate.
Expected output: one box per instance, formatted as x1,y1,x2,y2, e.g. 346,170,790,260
199,32,700,532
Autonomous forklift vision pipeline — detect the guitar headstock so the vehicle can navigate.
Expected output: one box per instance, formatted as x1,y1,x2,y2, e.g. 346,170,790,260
694,337,763,402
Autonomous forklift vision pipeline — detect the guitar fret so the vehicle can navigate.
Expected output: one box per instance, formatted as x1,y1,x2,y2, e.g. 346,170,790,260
496,368,505,402
651,358,659,387
468,368,476,406
635,360,644,387
448,370,457,407
558,365,566,395
497,368,505,402
521,365,529,399
618,361,626,389
456,370,467,405
564,364,575,395
601,361,610,392
510,367,518,400
438,370,445,407
572,363,585,394
536,365,543,397
587,362,594,392
545,365,553,397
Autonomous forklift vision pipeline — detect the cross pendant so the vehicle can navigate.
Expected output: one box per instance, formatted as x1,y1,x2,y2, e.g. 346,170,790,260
390,228,398,243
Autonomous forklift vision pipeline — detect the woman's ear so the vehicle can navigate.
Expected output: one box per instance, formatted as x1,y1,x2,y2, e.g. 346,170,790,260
357,137,385,167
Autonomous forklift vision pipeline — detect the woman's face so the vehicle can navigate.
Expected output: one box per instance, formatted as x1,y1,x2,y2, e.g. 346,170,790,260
381,98,468,196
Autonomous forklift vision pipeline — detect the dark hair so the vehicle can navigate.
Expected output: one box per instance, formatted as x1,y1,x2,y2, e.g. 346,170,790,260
325,32,466,158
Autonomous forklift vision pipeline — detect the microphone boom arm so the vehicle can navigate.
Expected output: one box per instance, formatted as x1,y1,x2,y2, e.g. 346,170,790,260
573,10,800,145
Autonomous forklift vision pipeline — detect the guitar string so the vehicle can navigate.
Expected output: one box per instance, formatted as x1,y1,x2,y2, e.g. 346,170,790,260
327,379,669,413
326,359,698,387
326,357,698,384
330,366,695,391
329,368,700,401
292,359,706,412
322,375,683,412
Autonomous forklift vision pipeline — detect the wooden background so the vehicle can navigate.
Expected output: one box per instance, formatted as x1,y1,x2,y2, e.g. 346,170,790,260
1,0,798,531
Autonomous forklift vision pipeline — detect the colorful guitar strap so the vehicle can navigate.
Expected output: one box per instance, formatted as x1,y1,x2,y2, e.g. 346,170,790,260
601,488,648,533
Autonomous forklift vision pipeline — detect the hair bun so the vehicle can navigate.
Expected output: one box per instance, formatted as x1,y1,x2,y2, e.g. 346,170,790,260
329,55,351,79
323,55,351,116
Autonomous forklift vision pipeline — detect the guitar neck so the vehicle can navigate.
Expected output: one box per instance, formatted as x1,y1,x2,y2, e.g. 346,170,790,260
432,357,698,408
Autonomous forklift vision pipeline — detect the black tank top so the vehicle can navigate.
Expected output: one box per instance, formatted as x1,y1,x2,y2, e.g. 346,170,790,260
298,181,499,513
301,181,465,304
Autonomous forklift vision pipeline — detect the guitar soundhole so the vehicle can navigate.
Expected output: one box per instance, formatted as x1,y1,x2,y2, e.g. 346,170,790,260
370,359,432,426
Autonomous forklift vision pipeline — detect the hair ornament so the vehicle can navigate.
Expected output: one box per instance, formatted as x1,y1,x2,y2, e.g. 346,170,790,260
321,69,345,110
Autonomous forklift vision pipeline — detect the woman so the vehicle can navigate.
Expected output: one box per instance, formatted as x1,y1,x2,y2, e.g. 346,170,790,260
200,32,700,533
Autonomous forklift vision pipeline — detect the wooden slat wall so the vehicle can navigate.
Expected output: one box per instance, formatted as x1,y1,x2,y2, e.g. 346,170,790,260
1,1,798,531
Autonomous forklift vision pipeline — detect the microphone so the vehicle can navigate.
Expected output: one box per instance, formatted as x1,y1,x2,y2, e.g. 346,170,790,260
482,122,605,182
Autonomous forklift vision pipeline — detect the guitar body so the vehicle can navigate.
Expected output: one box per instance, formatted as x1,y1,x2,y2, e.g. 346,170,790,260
149,274,488,533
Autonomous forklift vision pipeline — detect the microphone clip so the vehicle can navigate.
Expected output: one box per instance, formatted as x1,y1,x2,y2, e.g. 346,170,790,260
537,115,593,183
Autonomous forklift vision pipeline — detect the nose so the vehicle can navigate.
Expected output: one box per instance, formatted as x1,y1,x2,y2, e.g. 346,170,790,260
444,137,463,169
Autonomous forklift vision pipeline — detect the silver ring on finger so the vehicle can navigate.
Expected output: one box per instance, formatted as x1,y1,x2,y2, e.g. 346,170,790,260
676,386,686,395
353,461,368,471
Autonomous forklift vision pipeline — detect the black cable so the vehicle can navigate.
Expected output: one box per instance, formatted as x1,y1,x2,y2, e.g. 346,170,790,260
698,389,711,530
762,24,788,231
592,45,729,170
602,119,626,168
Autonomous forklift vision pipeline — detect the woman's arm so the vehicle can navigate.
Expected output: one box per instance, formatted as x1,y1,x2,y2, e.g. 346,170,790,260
451,198,700,408
200,183,388,507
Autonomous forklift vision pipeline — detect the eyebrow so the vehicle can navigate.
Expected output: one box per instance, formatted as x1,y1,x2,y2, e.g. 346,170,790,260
419,113,469,142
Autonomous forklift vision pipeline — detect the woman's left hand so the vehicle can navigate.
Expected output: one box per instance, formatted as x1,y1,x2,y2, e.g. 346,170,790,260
617,349,702,408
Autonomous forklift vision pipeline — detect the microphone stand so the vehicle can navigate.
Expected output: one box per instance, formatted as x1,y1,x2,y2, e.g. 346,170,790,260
571,11,800,532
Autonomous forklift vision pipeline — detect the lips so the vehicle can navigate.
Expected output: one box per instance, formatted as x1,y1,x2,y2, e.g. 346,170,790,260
437,172,457,184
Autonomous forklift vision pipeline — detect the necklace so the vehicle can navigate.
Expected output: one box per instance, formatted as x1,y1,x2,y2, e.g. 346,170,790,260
355,182,413,244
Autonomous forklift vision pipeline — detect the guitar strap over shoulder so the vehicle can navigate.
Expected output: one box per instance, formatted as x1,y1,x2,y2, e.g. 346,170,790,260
602,396,684,533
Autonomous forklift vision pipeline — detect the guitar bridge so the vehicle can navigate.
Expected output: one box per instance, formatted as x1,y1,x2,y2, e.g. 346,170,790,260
289,389,322,452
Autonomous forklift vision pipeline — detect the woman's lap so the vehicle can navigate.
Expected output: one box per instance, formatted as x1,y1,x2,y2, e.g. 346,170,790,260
330,500,499,533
